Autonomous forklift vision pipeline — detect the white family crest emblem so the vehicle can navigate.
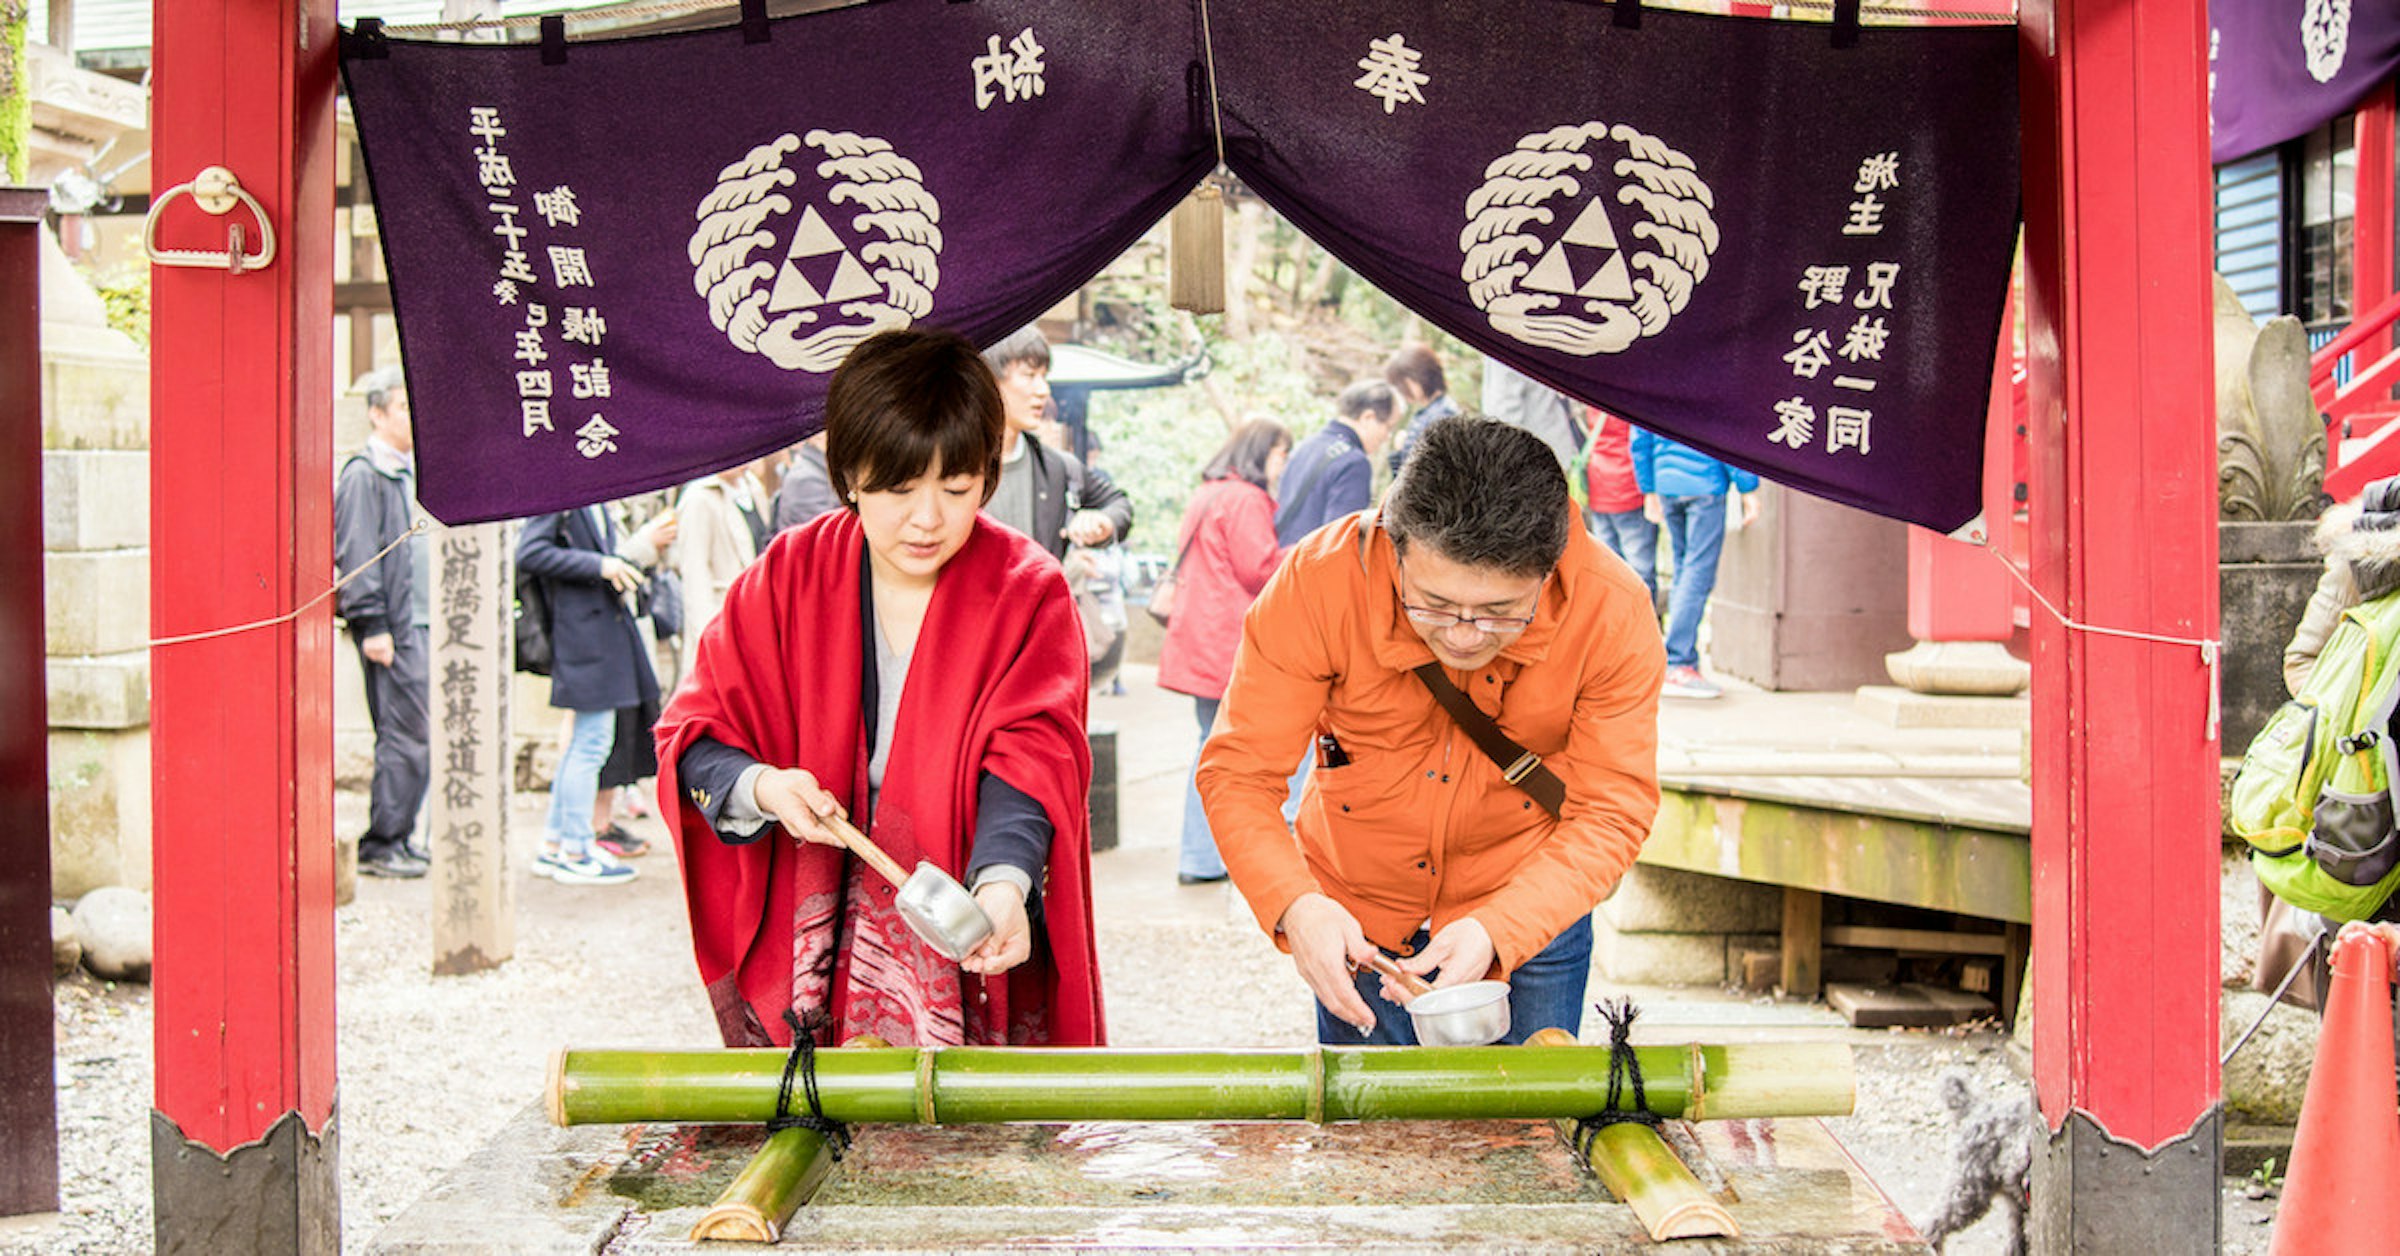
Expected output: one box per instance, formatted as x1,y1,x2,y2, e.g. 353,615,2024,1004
689,130,944,372
2303,0,2352,83
1462,123,1719,355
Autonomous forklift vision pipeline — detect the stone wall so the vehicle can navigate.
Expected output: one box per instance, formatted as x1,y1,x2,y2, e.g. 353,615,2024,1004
1591,864,1783,985
41,225,150,900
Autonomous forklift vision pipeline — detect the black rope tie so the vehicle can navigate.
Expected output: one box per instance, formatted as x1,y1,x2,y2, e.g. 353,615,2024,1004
1573,997,1661,1159
767,1007,853,1158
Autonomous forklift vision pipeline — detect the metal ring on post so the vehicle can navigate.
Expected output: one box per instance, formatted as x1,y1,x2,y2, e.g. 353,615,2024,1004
142,166,277,274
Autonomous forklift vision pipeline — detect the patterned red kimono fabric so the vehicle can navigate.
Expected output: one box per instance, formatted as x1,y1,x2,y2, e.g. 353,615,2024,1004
656,511,1103,1048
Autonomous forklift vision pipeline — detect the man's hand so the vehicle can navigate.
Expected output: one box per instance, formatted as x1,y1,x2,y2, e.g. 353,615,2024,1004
1062,509,1115,548
752,767,847,846
599,555,645,594
1279,892,1377,1032
1641,494,1664,525
1400,916,1497,989
360,632,395,667
962,881,1032,976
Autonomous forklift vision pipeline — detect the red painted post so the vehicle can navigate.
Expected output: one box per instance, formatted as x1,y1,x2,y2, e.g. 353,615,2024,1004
2020,0,2222,1248
2355,83,2394,332
1904,285,2021,643
149,3,340,1250
0,189,62,1219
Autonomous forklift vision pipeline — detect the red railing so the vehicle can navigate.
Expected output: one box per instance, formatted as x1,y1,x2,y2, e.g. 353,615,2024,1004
2318,289,2400,501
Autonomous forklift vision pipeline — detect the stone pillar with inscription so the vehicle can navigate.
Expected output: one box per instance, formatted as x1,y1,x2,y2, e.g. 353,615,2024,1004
427,523,515,975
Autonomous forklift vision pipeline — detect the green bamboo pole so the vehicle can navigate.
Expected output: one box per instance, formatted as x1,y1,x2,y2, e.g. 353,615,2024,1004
689,1126,838,1243
546,1043,1854,1128
1523,1027,1737,1241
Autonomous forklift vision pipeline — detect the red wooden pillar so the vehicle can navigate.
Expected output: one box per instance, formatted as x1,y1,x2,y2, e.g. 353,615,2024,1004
149,3,340,1251
2356,83,2395,327
2020,0,2222,1248
0,189,62,1220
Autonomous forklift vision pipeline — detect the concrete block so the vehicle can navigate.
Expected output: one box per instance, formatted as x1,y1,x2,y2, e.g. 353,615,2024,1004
1601,864,1781,933
1852,684,2030,730
2221,989,2316,1124
41,347,151,452
1592,913,1729,985
1881,639,2029,697
44,548,150,657
43,449,150,551
45,652,149,730
49,727,152,900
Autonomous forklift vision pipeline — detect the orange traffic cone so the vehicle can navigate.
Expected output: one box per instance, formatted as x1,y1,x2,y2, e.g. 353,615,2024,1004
2270,921,2400,1255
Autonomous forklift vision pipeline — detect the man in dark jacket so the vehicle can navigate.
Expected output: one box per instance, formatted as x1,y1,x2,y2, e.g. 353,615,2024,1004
1274,380,1400,548
335,369,431,879
978,328,1133,560
771,433,841,532
517,506,659,885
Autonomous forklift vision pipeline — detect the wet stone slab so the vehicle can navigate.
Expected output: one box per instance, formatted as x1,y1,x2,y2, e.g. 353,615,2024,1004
371,1103,1925,1252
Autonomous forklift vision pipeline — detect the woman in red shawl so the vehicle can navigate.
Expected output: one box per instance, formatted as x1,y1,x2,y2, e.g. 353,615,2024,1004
656,328,1103,1049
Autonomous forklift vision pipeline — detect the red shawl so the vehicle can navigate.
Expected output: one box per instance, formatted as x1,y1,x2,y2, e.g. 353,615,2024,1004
655,511,1103,1048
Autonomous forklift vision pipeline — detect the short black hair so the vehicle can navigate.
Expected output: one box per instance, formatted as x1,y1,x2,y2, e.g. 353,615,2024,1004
826,328,1006,506
1382,343,1445,400
980,326,1052,376
1201,418,1293,492
1385,416,1570,579
1337,380,1398,425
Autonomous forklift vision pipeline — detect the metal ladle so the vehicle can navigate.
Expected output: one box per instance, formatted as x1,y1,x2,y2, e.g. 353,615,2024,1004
1363,952,1512,1046
821,812,995,962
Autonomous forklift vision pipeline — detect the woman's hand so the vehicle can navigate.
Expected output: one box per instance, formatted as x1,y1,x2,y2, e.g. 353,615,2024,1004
752,767,847,846
962,881,1031,975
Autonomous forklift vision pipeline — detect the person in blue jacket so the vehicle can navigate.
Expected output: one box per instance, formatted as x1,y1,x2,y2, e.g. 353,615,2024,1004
1630,428,1759,699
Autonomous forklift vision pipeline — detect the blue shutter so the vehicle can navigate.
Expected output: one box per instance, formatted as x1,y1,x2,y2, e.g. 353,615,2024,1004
2215,152,2284,321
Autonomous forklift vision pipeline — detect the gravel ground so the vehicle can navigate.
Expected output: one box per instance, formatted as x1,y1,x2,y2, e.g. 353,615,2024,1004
8,669,2287,1253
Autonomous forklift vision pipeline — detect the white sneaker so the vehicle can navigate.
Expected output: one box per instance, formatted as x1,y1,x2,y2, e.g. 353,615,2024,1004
533,847,568,880
550,850,638,885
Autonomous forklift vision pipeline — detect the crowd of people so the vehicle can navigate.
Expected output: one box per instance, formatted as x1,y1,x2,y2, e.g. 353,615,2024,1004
336,331,1767,1051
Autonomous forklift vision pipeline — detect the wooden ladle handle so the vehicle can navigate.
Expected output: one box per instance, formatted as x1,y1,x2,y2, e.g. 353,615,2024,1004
1363,951,1433,1000
822,812,912,889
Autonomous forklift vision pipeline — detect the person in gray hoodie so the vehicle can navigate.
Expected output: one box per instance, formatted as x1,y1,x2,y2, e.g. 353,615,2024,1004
334,368,430,878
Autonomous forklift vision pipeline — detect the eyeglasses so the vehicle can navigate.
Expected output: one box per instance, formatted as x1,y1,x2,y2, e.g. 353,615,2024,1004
1396,560,1536,635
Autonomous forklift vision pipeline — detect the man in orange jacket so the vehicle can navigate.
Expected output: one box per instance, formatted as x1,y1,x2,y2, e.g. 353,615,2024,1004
1198,416,1664,1043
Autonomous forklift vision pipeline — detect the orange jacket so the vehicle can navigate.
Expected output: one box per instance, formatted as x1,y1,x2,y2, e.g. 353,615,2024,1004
1197,510,1663,975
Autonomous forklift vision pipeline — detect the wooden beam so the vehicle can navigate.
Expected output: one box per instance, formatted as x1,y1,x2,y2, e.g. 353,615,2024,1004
1822,925,2009,956
1780,888,1822,998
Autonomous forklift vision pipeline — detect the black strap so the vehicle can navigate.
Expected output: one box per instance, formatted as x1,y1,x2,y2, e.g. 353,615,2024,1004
538,15,567,64
768,1008,852,1157
1412,663,1564,817
1572,997,1661,1159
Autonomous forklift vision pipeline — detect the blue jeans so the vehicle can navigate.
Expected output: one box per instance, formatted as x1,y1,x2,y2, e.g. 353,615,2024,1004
1180,698,1228,879
1314,914,1595,1045
546,707,617,858
1658,494,1728,670
1586,509,1659,602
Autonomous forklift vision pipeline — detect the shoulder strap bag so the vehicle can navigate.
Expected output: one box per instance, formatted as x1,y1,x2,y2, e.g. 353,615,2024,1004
1411,662,1565,817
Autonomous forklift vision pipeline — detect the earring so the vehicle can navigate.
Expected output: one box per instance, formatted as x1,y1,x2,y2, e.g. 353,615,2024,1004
847,490,859,503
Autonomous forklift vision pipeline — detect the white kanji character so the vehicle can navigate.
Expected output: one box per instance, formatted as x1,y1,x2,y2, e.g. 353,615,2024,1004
522,303,549,328
492,279,520,305
1839,315,1889,362
547,246,594,288
569,359,612,400
1799,265,1849,310
476,148,516,192
514,329,547,367
521,399,553,437
468,106,506,145
516,370,553,399
1784,328,1833,379
489,206,527,251
1006,29,1047,101
562,307,607,347
1354,33,1429,114
1770,397,1817,450
1843,194,1887,236
534,186,581,229
499,251,537,285
1827,407,1872,454
1854,151,1901,195
575,414,620,459
1854,262,1900,310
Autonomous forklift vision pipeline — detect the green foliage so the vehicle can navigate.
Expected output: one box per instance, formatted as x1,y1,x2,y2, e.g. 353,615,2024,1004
0,1,28,185
90,264,150,348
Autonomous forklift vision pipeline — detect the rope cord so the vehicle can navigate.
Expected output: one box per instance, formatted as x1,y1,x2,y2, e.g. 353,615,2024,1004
1572,997,1661,1159
149,519,431,650
1985,545,2224,742
768,1007,854,1157
1196,0,1227,174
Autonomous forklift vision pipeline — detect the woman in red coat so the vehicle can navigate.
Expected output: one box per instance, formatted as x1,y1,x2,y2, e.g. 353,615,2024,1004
1158,419,1292,884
